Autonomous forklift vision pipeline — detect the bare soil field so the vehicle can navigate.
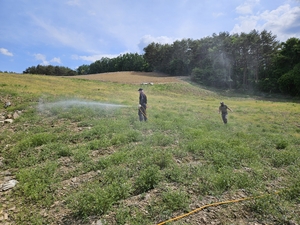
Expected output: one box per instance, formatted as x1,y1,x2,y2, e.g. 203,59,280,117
66,71,186,84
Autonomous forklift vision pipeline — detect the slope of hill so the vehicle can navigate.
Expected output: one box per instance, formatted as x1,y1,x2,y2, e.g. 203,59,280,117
0,72,299,225
65,71,186,84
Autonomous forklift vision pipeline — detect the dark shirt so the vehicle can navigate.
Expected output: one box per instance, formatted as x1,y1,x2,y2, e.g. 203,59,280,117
219,105,229,114
139,92,147,106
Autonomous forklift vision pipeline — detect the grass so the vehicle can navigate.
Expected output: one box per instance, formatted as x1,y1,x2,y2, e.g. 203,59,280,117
0,72,300,225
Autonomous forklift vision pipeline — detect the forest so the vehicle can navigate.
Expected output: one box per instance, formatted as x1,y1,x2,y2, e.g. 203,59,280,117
22,29,300,96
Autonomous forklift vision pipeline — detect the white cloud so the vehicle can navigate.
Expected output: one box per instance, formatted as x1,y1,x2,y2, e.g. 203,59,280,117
2,0,299,73
34,54,62,65
236,0,260,14
66,0,80,6
138,35,176,52
212,12,225,18
34,53,49,65
231,15,260,33
50,57,61,64
72,53,121,62
259,4,300,40
0,48,13,56
232,3,300,41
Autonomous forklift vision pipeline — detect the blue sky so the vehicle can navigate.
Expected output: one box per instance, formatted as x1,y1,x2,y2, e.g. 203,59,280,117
1,0,299,73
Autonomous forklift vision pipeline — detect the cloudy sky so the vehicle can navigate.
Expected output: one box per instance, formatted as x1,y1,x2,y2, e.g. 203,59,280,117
1,0,299,73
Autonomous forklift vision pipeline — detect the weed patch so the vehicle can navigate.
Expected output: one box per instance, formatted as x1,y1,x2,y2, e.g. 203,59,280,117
134,165,162,194
1,73,300,224
16,162,60,206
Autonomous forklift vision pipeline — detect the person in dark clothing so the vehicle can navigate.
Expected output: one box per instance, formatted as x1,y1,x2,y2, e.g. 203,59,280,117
219,102,232,124
138,88,147,121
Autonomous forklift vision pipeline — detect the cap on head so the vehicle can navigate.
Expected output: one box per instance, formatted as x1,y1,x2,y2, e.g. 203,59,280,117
138,88,143,91
220,102,224,105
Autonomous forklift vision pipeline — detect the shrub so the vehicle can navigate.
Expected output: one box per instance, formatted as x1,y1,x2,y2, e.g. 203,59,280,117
12,207,46,225
247,195,289,223
68,181,131,218
134,165,161,194
73,147,90,163
125,207,152,225
44,142,72,157
271,149,299,167
164,165,186,183
115,205,131,225
281,175,300,202
16,162,59,206
146,133,174,146
276,140,288,149
68,186,113,218
149,151,174,169
16,132,56,151
161,188,190,212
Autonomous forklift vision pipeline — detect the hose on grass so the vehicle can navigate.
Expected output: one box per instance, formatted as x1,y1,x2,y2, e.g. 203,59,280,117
139,106,148,119
157,191,280,225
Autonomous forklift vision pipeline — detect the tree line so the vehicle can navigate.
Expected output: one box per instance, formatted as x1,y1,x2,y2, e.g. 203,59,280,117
23,65,76,76
22,29,300,96
143,30,300,96
76,53,151,75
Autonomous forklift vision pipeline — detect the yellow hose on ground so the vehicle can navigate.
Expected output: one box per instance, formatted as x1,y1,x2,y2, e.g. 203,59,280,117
157,191,280,225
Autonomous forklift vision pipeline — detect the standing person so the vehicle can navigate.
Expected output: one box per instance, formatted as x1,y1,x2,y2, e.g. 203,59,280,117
219,102,232,124
138,88,147,121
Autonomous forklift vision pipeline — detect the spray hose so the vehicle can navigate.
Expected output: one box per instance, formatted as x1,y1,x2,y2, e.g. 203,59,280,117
157,190,280,225
139,106,147,119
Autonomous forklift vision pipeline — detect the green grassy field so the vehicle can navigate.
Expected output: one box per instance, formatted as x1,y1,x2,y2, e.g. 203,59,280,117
0,73,300,225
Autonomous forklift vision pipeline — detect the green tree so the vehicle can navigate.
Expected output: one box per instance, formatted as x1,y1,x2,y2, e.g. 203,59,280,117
23,65,76,76
278,63,300,96
77,64,90,75
265,37,300,95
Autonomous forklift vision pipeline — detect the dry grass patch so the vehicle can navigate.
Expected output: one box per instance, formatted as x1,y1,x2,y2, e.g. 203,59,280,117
66,71,185,84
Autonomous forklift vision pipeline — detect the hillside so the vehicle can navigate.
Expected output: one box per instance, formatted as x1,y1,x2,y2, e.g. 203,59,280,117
64,71,186,84
0,72,300,225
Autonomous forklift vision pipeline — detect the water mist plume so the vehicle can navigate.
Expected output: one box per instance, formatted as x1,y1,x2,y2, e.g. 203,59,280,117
38,99,128,113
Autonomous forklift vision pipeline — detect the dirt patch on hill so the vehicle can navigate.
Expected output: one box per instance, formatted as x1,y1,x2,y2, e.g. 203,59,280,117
66,71,186,84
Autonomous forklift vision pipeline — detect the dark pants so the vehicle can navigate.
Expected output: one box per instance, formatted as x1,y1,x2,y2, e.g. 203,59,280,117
221,113,228,124
138,105,147,121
